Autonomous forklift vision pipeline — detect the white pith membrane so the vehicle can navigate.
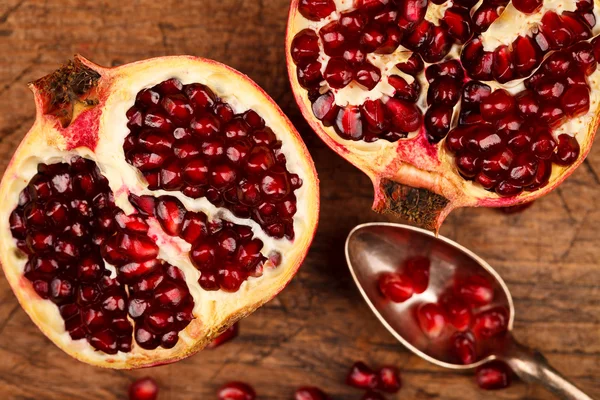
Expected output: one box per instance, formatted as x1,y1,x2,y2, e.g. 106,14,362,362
288,0,600,215
0,56,319,368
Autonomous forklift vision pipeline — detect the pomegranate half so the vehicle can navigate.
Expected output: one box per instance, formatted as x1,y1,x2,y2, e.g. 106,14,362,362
0,55,319,368
286,0,600,230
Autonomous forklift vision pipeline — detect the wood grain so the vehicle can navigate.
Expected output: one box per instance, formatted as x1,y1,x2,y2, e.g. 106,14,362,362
0,0,598,399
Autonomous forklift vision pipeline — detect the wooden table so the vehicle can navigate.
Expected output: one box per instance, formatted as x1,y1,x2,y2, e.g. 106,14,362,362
0,1,598,399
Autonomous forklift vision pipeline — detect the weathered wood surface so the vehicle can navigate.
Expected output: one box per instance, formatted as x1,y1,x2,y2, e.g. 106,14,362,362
0,1,598,399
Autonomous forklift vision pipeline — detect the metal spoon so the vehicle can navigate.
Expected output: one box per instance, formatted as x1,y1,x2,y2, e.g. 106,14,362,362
345,222,594,400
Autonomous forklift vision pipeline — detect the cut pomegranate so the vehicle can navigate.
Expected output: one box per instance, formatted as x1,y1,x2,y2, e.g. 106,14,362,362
377,366,402,393
288,1,597,230
476,361,513,390
416,303,447,339
129,377,159,400
217,381,256,400
0,56,319,368
294,387,330,400
378,272,414,302
346,361,379,389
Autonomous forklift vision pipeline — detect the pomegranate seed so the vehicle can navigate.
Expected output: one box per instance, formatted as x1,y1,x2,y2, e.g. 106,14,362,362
355,62,382,90
320,22,347,57
361,392,386,400
541,12,573,50
360,100,388,132
456,153,482,178
473,4,500,31
339,10,366,37
375,26,402,54
492,45,515,83
425,105,452,142
377,366,401,393
217,382,256,400
561,86,590,118
155,196,186,236
513,0,542,13
396,53,424,75
476,361,512,390
397,0,427,30
385,98,422,133
335,106,364,140
402,20,433,52
554,134,580,166
324,58,353,89
571,42,597,75
455,275,494,305
346,361,379,389
291,29,320,64
378,272,414,302
480,89,515,121
294,387,330,400
422,26,452,63
441,295,472,331
442,7,472,43
452,331,478,365
539,104,566,128
416,303,447,339
298,0,336,21
403,256,430,294
473,306,509,338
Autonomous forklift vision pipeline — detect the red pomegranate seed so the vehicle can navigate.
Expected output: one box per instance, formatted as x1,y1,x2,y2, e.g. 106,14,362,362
425,105,452,142
513,0,542,13
377,366,401,393
324,58,353,89
476,361,512,390
378,272,414,302
335,106,364,140
320,22,346,57
456,153,482,178
554,134,580,166
480,89,515,122
462,81,491,109
508,153,539,186
291,29,320,65
360,24,387,52
361,392,386,400
473,306,509,338
155,196,186,236
403,256,430,294
422,26,452,63
339,10,366,37
388,75,420,102
492,45,515,83
513,36,540,77
346,361,379,389
561,86,590,118
416,303,447,339
441,295,472,331
217,381,256,400
402,20,433,52
375,26,402,54
208,323,239,349
297,62,323,89
397,0,428,30
298,0,336,21
360,100,387,132
427,77,461,106
396,53,424,75
312,91,339,126
571,42,597,75
539,104,566,128
355,62,382,90
294,387,330,400
385,98,422,133
541,12,573,50
455,275,494,305
473,3,500,31
442,7,472,43
451,331,477,365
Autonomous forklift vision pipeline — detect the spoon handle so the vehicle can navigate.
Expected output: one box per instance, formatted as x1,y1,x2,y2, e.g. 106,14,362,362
502,339,595,400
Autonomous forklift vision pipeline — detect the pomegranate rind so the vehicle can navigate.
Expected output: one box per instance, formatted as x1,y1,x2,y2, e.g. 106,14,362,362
285,0,598,231
0,55,319,368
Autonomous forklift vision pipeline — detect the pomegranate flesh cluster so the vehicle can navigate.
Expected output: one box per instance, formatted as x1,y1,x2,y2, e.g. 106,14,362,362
125,79,302,240
288,0,599,217
9,158,194,353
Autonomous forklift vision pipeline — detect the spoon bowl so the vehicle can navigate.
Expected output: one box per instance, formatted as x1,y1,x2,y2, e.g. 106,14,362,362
345,222,513,369
345,222,593,400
